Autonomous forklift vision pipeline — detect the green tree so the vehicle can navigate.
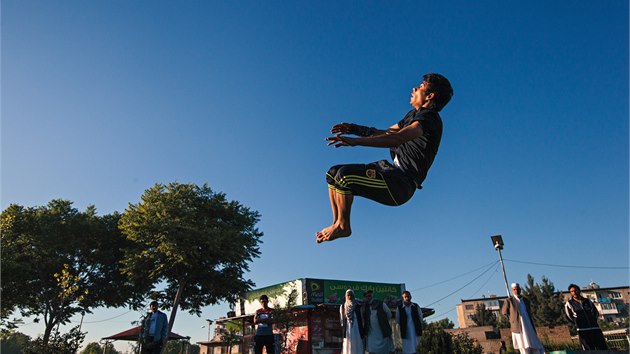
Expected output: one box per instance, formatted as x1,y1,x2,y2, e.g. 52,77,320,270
221,327,242,354
452,332,484,354
431,318,455,329
80,341,121,354
162,340,191,354
418,322,453,354
0,331,32,354
25,325,86,354
273,289,300,354
1,200,137,346
469,303,496,327
522,274,567,328
119,182,263,353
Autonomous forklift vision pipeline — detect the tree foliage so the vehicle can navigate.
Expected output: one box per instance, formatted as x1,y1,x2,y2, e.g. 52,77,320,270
0,331,32,354
431,318,455,329
0,200,137,345
80,341,121,354
24,326,86,354
162,340,200,354
452,332,484,354
274,289,300,354
469,303,496,327
418,323,483,354
418,322,453,354
119,182,263,350
522,274,567,328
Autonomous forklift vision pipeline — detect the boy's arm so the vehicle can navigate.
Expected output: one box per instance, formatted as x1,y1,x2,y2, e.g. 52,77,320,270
327,121,423,148
330,122,403,137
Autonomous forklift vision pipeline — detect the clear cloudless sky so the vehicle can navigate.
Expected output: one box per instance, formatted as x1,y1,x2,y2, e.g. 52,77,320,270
2,0,628,352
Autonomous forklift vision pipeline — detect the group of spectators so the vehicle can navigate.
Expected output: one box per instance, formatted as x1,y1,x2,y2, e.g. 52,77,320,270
253,282,610,354
339,289,423,354
254,290,423,354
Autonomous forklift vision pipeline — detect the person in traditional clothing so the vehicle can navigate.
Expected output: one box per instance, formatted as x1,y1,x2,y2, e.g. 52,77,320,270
362,290,394,354
396,291,422,354
340,289,365,354
564,284,608,350
501,283,545,354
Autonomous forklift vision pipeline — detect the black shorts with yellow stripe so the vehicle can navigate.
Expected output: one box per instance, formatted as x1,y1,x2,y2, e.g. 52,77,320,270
326,160,417,206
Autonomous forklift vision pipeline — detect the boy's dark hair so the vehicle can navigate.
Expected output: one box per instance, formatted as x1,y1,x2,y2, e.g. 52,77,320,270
568,284,580,292
150,300,159,307
259,294,269,301
402,290,411,297
423,73,453,112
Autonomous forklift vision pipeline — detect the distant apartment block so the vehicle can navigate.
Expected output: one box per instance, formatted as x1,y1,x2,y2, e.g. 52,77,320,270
456,283,629,328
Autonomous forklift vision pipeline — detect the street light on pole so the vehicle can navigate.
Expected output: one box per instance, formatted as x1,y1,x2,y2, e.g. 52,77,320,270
491,235,511,297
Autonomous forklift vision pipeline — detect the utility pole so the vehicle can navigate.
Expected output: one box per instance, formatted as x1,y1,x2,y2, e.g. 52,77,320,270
491,235,511,297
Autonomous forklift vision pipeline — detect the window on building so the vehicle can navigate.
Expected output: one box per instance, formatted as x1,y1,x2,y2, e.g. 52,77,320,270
610,291,622,298
465,305,474,310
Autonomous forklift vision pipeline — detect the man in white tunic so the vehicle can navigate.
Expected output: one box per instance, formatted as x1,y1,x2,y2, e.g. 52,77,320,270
362,290,394,354
396,291,422,354
501,283,545,354
340,289,365,354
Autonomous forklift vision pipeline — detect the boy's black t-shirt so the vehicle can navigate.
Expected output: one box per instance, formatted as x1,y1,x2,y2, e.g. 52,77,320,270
390,108,443,188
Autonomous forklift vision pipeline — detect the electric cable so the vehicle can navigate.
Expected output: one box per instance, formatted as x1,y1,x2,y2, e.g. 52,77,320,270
424,261,498,308
505,259,629,270
409,260,499,292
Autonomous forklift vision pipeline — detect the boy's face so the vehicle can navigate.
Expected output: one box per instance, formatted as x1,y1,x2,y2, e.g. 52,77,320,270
150,303,158,313
410,81,433,110
260,298,269,308
402,293,412,304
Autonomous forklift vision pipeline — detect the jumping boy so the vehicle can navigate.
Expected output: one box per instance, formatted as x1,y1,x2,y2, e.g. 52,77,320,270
316,73,453,243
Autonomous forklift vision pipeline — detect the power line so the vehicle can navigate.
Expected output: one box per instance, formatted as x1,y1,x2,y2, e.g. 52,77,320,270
424,262,498,308
425,265,500,323
410,260,499,292
69,310,134,324
467,263,501,298
505,259,629,270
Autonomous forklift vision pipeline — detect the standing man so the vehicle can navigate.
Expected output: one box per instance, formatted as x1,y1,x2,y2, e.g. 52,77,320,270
254,295,275,354
141,301,169,354
396,291,423,354
362,290,394,354
501,283,545,354
316,73,453,243
340,289,365,354
564,284,608,350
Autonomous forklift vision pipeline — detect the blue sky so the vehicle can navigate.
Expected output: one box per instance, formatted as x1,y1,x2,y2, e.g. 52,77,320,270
2,0,628,351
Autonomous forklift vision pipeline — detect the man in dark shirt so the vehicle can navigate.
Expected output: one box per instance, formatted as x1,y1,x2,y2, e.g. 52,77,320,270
253,294,275,354
317,73,453,243
564,284,608,350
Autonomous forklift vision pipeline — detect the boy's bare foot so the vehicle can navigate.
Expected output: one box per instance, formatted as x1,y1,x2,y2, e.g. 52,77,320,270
316,225,351,243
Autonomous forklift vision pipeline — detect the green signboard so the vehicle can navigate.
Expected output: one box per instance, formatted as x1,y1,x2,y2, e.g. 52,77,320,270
306,278,403,308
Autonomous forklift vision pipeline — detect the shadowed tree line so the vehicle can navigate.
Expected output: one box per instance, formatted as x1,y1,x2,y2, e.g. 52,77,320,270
1,182,263,353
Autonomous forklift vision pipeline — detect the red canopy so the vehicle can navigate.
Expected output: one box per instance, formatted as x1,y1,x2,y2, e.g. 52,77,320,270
102,326,187,341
